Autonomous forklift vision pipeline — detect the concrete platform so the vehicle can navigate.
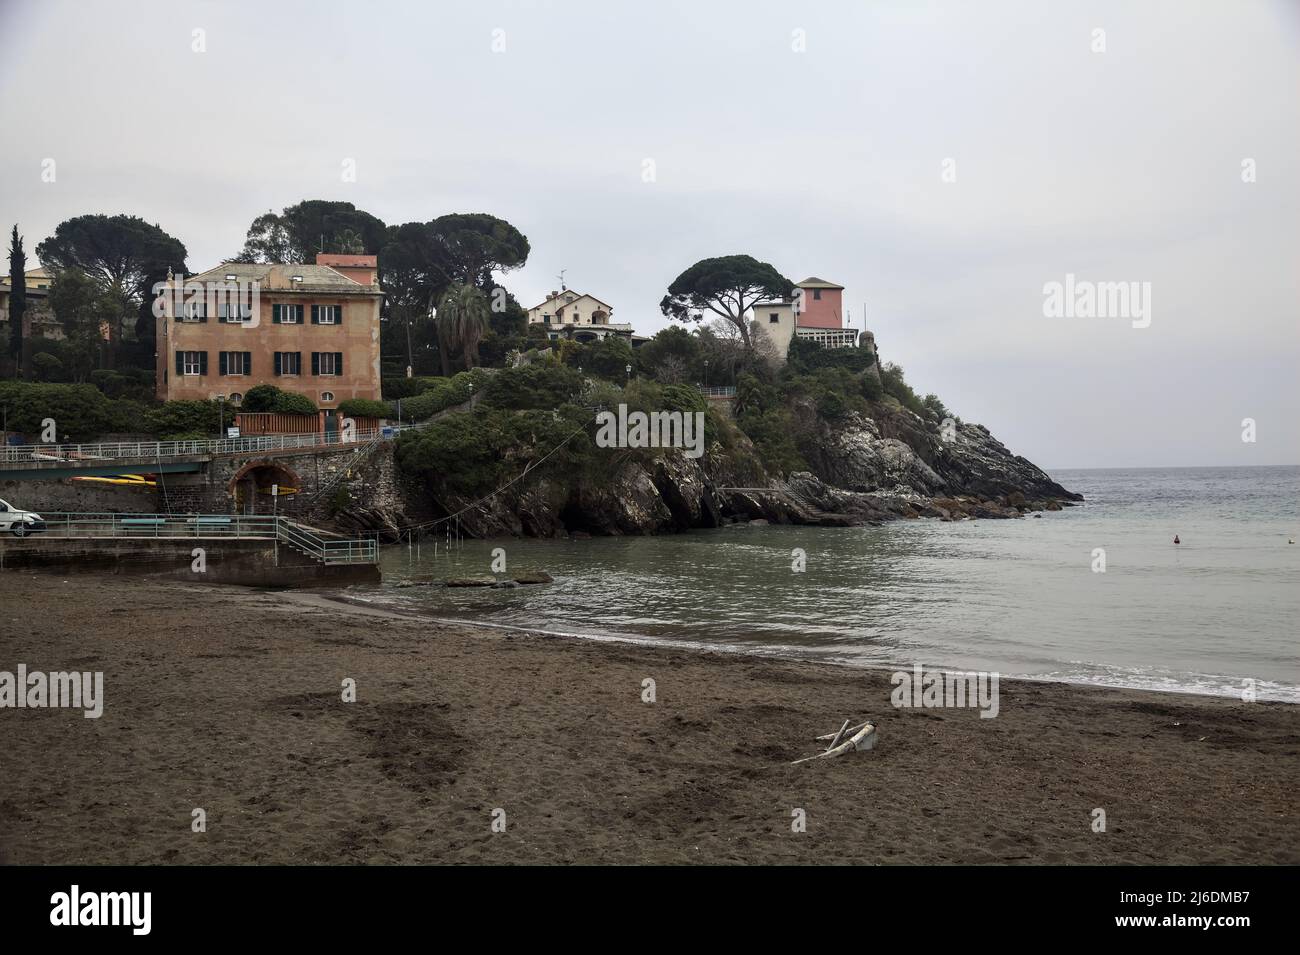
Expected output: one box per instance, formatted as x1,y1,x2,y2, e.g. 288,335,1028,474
0,537,380,588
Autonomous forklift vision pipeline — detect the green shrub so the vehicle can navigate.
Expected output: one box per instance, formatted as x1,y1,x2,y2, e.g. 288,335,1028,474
91,368,154,401
860,370,883,402
635,326,703,384
104,398,156,434
241,384,317,415
382,377,426,400
396,405,592,497
732,373,807,476
31,352,64,382
148,400,232,439
338,398,392,419
328,486,351,517
481,364,583,411
397,369,487,421
785,339,875,375
0,381,119,440
562,336,634,383
784,367,868,421
736,407,806,477
920,393,956,425
878,362,928,419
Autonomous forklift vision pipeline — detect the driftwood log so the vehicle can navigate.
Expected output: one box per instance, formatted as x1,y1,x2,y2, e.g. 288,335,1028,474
792,721,877,765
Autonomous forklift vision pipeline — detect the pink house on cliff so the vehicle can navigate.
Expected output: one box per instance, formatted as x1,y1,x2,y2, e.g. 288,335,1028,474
794,277,844,329
757,277,860,358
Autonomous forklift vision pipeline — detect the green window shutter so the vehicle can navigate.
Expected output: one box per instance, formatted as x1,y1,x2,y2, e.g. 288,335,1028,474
219,352,227,375
311,352,320,375
198,305,207,323
272,304,281,324
335,304,342,326
243,352,251,375
311,305,319,325
274,352,282,376
175,352,184,375
199,352,208,375
335,352,343,375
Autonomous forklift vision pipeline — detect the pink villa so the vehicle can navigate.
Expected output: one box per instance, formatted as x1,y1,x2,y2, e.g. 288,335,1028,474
794,277,844,328
754,276,860,360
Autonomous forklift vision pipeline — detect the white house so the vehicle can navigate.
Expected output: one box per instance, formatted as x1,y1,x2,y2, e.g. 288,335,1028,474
527,289,634,343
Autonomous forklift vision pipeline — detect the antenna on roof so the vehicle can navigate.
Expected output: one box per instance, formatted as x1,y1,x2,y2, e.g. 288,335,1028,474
558,269,566,291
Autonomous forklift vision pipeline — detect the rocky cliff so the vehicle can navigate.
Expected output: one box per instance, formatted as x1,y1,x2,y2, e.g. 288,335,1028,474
345,397,1080,540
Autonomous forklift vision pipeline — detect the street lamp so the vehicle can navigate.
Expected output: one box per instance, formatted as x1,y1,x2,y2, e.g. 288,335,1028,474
703,359,709,387
625,363,632,382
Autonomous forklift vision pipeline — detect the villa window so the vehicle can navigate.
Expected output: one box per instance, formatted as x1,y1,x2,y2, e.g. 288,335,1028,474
320,391,335,403
813,289,822,300
273,304,302,324
313,351,342,376
769,313,780,323
274,351,302,376
181,301,206,321
219,302,251,323
180,350,205,376
220,351,250,376
230,393,243,406
314,305,340,325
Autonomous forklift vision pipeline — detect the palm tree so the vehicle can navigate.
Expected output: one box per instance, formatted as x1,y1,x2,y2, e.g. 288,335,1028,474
434,282,490,374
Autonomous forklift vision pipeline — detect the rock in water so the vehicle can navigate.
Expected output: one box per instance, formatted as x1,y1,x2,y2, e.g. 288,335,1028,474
512,572,554,585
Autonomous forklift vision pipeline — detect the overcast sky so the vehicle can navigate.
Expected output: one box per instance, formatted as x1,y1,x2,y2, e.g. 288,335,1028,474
2,0,1296,468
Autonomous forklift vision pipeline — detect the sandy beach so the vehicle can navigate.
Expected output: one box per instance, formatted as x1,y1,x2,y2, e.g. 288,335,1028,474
1,572,1295,865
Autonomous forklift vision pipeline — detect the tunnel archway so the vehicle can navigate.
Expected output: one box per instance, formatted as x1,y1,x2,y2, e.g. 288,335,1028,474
227,459,302,514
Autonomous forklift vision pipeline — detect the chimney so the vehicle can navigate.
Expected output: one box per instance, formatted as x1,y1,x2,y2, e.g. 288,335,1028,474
550,290,558,298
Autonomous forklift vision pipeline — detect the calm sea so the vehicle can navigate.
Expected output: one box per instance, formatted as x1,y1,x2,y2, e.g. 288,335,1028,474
362,466,1299,702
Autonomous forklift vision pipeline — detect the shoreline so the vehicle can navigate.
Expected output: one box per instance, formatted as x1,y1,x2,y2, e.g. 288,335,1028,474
2,572,1296,865
312,587,1300,705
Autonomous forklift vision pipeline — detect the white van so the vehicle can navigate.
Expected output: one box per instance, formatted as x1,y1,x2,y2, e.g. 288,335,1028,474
0,498,46,536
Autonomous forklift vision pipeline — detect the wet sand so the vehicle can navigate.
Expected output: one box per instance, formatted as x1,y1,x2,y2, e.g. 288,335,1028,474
0,573,1295,865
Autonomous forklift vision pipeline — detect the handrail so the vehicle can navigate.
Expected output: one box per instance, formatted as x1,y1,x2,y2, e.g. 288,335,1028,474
9,511,376,564
307,431,386,505
0,425,417,467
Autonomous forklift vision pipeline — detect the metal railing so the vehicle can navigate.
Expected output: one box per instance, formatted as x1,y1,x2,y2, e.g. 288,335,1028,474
10,512,376,564
0,426,410,468
275,518,376,564
307,431,387,505
699,386,737,398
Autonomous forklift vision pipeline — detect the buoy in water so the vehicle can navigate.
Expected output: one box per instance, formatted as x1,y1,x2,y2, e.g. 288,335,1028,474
1173,535,1181,545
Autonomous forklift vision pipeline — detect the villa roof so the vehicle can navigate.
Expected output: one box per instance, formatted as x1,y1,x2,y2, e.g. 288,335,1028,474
796,276,844,290
529,289,613,311
187,262,379,294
